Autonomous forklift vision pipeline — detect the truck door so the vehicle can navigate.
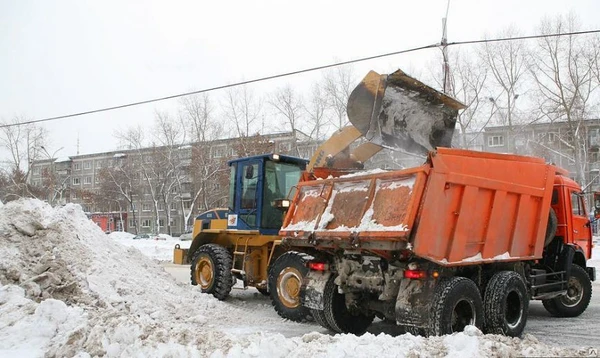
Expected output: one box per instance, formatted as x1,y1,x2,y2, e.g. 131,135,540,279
569,191,592,257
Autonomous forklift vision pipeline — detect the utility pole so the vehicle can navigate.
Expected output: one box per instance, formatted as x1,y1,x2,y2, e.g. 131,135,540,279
441,0,452,95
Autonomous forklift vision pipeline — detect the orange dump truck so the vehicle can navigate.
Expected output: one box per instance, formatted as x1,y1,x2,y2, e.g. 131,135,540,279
279,147,596,337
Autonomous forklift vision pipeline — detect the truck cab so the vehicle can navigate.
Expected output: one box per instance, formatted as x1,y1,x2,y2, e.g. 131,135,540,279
552,175,594,265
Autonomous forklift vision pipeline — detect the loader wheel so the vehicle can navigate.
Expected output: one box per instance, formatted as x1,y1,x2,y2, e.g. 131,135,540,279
544,209,558,247
268,251,311,322
483,271,529,337
322,275,374,335
190,244,233,300
428,277,483,336
543,264,592,317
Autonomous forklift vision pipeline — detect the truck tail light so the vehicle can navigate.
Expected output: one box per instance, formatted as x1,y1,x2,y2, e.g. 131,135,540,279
404,270,427,279
308,262,328,271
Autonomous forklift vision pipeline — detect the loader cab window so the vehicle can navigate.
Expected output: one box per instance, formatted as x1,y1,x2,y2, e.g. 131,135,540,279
261,160,303,228
241,163,259,209
228,165,236,210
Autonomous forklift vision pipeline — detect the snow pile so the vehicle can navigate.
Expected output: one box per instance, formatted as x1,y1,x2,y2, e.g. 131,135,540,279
0,199,597,357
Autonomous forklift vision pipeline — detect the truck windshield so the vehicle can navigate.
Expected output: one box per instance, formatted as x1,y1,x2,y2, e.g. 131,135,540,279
261,160,303,228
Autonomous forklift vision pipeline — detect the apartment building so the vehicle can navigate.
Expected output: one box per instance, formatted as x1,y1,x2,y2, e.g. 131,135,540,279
30,130,316,236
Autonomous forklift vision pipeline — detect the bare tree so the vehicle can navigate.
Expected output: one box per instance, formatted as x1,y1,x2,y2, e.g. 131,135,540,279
0,117,47,201
98,155,141,234
222,85,264,156
180,94,228,230
480,27,529,152
268,84,304,155
303,82,329,142
529,14,598,186
323,65,356,130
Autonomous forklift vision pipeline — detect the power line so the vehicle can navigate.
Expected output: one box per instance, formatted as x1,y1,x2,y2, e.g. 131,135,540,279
2,28,600,129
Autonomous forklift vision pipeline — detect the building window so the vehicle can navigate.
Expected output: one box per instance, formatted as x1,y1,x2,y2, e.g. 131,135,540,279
488,136,504,147
129,219,136,228
184,201,192,209
212,146,227,158
84,176,92,185
96,161,102,168
279,142,291,152
158,203,164,211
95,176,100,183
73,177,81,185
33,167,40,175
169,218,176,226
158,219,165,227
142,203,151,212
141,219,151,227
84,162,91,170
170,203,177,211
73,163,81,171
548,132,556,143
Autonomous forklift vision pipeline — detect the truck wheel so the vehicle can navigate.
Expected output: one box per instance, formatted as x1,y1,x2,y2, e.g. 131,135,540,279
268,251,312,322
322,276,374,335
428,277,483,336
311,309,335,331
483,271,529,337
190,244,233,300
543,264,592,317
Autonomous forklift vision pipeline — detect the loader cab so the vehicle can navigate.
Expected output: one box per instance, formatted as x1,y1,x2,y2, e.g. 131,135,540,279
227,154,307,235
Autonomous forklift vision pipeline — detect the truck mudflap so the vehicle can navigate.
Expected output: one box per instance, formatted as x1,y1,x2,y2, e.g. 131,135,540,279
301,270,331,310
587,267,596,281
394,277,436,328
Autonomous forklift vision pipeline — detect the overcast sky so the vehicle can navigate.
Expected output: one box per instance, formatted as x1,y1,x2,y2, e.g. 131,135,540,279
1,0,599,160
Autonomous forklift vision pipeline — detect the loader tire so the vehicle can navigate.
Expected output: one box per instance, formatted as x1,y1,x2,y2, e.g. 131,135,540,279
428,277,484,336
311,309,335,331
190,244,233,300
543,264,592,317
544,209,558,247
322,275,374,335
268,251,312,322
483,271,529,337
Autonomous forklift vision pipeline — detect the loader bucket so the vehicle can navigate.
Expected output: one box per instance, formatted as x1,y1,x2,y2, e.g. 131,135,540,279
347,69,466,156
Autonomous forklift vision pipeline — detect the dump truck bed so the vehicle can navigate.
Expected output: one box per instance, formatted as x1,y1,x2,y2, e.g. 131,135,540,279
280,148,557,266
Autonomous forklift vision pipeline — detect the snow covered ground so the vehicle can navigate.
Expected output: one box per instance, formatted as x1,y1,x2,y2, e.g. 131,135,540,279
107,231,191,262
1,199,599,357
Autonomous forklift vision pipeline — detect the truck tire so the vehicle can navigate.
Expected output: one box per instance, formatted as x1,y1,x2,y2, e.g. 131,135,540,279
322,275,374,335
190,244,233,300
268,251,312,322
542,264,592,317
544,209,558,247
428,277,484,336
311,309,335,331
483,271,529,337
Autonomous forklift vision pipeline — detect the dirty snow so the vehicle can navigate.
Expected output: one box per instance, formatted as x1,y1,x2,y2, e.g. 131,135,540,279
1,198,599,357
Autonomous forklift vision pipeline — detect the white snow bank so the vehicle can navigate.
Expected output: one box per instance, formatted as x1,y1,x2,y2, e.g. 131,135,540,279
108,233,191,261
0,199,596,357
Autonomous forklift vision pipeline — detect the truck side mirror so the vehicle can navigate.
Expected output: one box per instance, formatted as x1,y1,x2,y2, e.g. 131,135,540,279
245,165,254,179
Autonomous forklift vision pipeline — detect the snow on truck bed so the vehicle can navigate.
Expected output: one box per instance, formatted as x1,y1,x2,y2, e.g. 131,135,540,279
0,199,597,357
